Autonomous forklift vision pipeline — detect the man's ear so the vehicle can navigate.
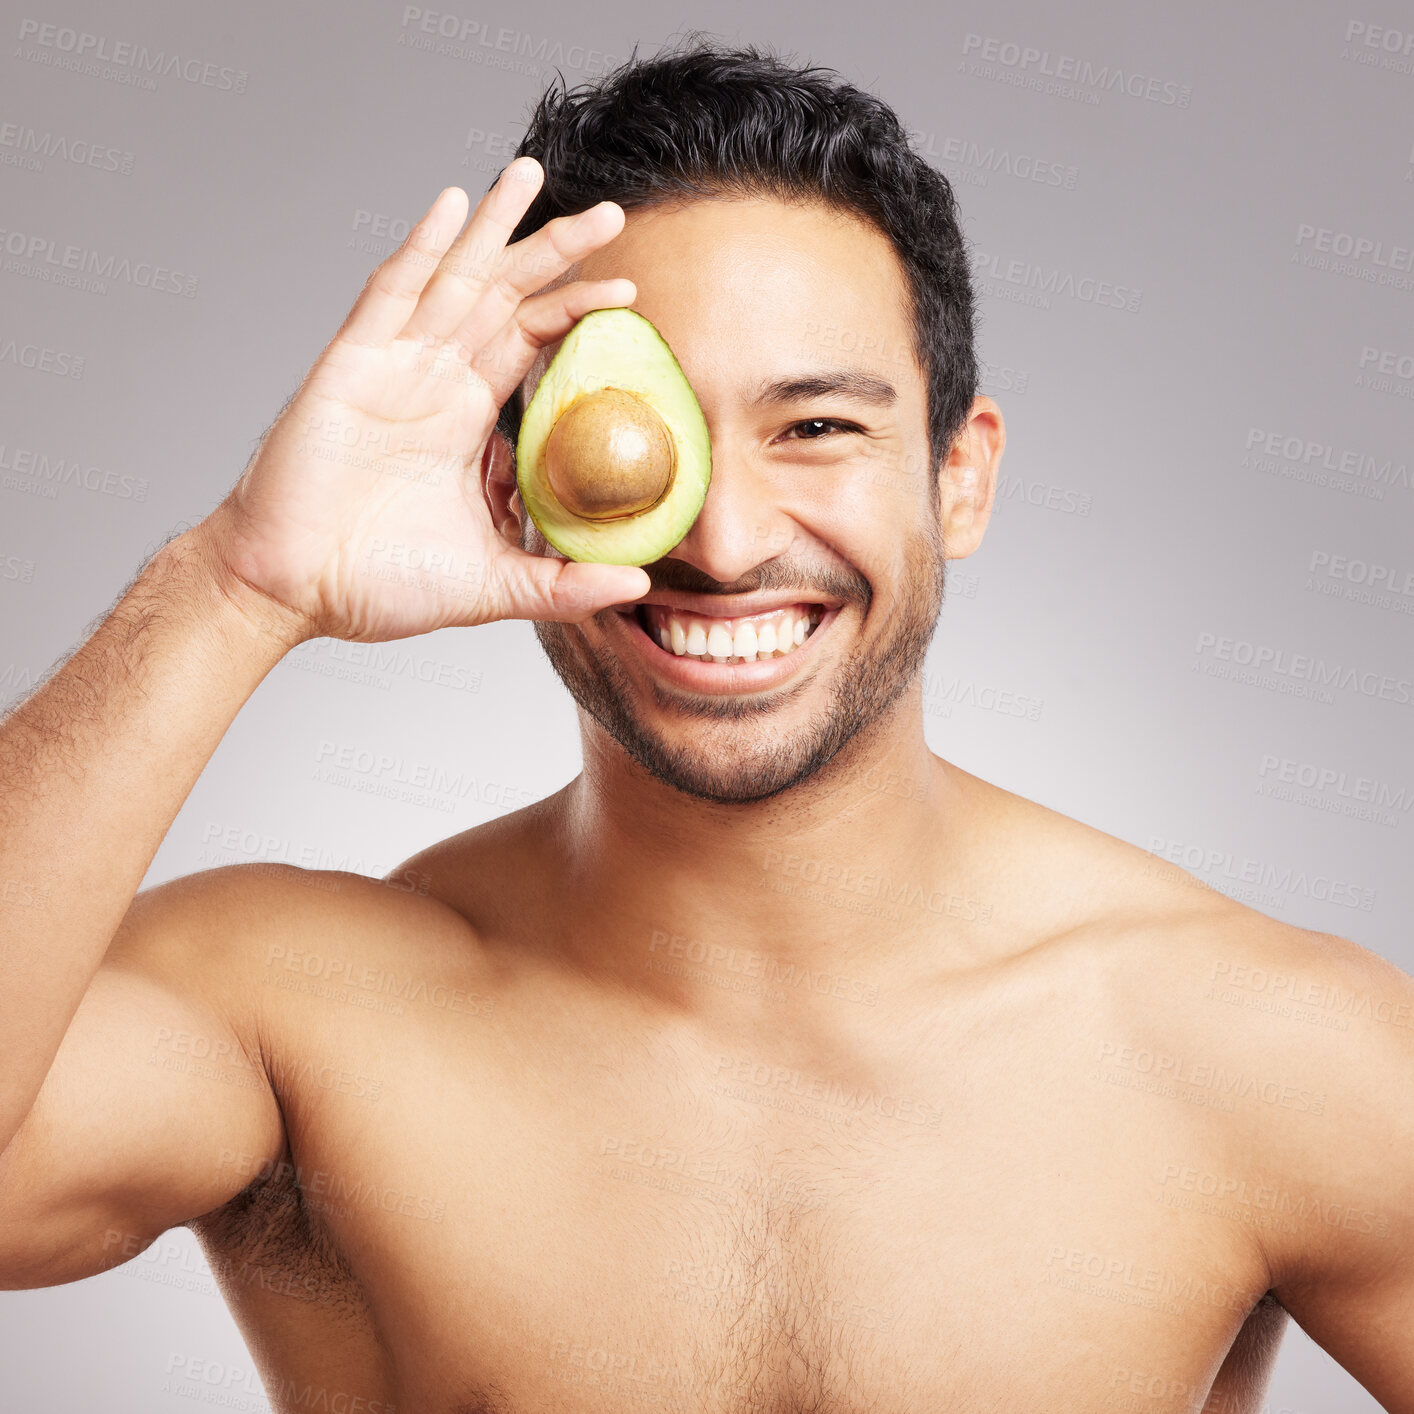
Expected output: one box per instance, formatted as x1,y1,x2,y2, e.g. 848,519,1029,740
936,395,1004,560
482,429,523,543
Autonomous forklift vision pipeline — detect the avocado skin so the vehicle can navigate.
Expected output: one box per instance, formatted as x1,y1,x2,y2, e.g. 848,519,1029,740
515,308,712,566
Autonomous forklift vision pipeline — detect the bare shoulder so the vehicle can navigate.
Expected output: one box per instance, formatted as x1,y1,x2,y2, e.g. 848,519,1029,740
115,859,482,985
1045,811,1414,1146
0,859,483,1288
1185,905,1414,1270
1059,834,1414,1291
995,786,1414,1261
106,859,493,1069
1101,889,1414,1404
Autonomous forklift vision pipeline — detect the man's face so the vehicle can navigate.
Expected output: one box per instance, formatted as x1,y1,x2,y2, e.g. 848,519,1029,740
515,195,969,804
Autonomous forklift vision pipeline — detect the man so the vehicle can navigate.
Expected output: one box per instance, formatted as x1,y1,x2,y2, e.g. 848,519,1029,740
1,36,1410,1414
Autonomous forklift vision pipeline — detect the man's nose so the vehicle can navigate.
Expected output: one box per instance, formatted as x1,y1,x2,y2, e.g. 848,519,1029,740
666,444,797,583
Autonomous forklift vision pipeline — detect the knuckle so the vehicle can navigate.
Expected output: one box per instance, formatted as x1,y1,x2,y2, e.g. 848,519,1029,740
442,258,489,300
364,268,407,304
488,263,523,308
405,214,440,250
508,238,558,281
545,219,579,259
364,248,429,299
391,242,440,280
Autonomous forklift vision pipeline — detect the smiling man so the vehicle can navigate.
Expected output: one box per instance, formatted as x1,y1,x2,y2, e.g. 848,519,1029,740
520,193,949,807
1,35,1412,1414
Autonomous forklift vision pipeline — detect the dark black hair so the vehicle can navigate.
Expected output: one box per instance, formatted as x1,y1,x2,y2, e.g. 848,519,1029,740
492,32,978,483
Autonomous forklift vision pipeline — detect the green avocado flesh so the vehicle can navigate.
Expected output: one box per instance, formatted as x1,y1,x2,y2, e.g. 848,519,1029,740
515,307,712,565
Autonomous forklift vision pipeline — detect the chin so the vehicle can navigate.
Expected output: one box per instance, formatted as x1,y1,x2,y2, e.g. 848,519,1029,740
534,617,912,806
620,713,849,804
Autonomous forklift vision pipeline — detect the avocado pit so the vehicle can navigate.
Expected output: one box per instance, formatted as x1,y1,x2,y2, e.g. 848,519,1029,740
544,387,676,521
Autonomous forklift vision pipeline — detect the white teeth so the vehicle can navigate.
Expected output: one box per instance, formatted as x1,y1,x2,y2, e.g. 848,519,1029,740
640,603,827,664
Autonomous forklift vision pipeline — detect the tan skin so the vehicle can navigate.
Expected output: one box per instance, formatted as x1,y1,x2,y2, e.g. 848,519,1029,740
0,157,1411,1413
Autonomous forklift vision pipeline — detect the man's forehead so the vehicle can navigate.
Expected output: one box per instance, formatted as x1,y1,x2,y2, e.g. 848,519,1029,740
522,194,917,405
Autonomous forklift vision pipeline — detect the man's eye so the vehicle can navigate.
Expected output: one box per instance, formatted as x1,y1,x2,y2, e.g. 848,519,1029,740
782,418,857,440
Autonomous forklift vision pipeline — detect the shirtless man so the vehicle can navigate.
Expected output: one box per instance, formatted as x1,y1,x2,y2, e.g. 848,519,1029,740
1,41,1411,1414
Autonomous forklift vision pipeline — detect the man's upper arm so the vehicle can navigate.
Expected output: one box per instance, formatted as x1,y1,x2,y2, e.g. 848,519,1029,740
0,866,291,1289
1258,928,1414,1412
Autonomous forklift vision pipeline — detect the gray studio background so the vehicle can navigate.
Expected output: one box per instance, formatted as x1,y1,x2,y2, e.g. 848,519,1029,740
2,0,1411,1408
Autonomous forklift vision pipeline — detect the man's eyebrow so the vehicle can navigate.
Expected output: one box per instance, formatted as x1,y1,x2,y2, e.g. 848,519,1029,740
749,369,898,408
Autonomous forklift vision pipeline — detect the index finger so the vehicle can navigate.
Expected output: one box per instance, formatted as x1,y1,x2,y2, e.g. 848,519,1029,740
446,199,629,360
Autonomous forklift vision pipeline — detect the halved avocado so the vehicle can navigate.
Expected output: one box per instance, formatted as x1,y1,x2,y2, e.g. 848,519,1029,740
515,307,711,565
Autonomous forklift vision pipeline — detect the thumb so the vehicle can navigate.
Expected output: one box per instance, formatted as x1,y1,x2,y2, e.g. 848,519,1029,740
500,547,651,622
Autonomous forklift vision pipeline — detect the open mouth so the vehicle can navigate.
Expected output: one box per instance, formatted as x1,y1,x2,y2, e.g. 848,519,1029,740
631,602,827,664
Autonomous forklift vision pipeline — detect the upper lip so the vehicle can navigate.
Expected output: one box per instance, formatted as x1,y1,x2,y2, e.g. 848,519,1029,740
621,591,846,617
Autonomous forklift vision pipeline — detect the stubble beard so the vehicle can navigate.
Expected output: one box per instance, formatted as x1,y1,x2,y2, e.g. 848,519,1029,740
532,520,947,805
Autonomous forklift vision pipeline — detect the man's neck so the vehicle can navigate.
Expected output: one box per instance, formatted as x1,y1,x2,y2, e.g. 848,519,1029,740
540,693,991,1029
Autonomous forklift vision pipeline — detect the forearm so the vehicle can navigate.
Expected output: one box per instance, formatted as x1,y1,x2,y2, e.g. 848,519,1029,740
0,526,306,1150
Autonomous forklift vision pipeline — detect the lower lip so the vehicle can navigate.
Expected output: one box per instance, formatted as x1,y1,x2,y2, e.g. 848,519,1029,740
607,604,842,694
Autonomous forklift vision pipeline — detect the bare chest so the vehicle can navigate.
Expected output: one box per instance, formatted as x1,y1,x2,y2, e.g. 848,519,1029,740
197,991,1283,1414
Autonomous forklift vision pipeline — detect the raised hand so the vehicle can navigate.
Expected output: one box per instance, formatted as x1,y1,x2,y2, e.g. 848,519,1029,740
195,158,651,645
